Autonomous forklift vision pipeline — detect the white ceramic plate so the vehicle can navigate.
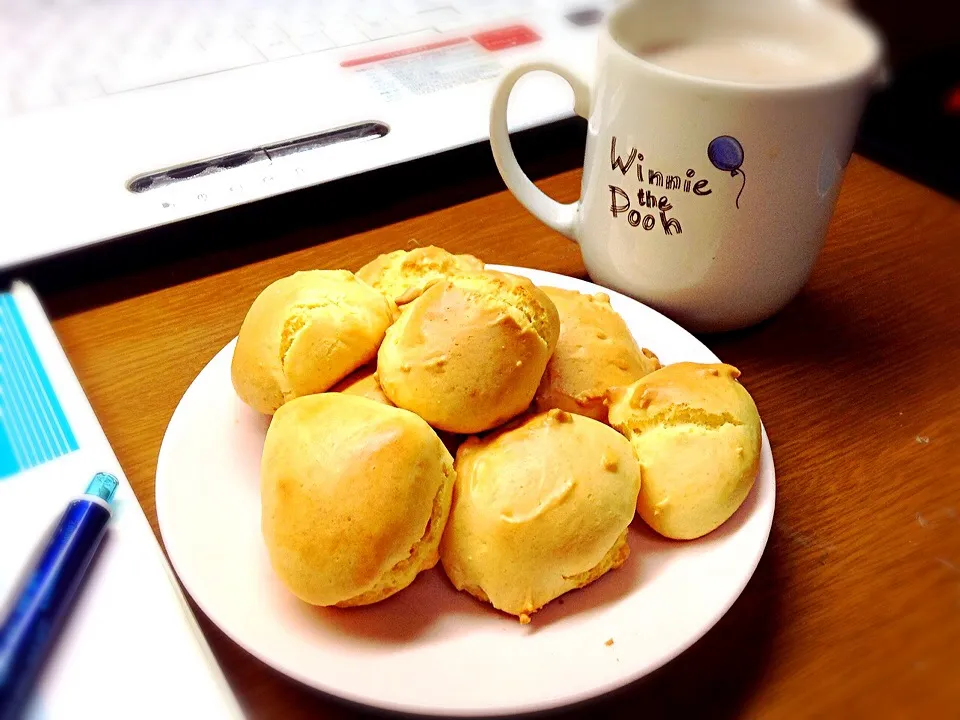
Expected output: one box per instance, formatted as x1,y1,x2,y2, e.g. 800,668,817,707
156,266,776,717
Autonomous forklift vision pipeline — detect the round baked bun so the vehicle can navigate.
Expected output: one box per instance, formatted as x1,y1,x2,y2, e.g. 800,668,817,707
608,362,762,540
440,409,641,623
535,287,661,423
357,246,484,305
330,363,394,406
378,270,561,433
231,270,397,414
261,393,455,607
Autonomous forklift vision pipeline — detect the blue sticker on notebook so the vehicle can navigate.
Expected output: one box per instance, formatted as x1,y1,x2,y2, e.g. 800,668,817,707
0,294,78,479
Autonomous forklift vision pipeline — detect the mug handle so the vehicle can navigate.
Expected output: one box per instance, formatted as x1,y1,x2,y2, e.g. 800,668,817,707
489,61,591,242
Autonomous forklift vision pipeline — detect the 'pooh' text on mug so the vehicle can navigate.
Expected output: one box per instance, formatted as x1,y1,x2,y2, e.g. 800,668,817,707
607,136,713,236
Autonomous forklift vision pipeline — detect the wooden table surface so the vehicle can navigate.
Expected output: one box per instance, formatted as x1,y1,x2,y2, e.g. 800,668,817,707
47,154,959,718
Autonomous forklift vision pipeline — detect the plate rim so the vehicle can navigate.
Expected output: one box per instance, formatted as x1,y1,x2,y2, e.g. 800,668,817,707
156,265,776,717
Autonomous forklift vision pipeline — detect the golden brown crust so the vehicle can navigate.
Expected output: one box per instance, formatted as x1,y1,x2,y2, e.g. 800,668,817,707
567,530,630,590
439,409,641,621
335,470,451,606
377,271,561,433
231,270,397,415
261,393,455,606
535,287,660,423
357,246,484,305
608,362,762,540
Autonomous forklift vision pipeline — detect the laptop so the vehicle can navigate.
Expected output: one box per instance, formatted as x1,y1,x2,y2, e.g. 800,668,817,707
0,0,617,270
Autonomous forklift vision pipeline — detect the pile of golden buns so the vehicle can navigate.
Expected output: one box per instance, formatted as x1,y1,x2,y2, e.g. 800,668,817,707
231,246,762,623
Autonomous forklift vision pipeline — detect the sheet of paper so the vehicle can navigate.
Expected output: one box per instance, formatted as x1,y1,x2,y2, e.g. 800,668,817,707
0,283,243,719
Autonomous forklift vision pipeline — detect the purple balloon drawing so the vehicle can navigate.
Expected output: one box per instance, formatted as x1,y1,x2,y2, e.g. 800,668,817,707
708,135,746,209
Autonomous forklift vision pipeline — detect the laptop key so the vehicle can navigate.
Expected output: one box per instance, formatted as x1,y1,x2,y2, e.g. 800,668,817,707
353,18,400,41
322,21,368,47
290,33,335,55
99,44,261,94
58,78,103,104
250,37,301,61
418,8,467,33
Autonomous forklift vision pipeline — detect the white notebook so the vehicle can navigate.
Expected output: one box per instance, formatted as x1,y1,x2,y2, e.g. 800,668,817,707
0,282,243,719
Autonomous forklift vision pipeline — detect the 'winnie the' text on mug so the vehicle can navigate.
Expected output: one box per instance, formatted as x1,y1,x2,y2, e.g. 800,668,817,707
607,136,725,237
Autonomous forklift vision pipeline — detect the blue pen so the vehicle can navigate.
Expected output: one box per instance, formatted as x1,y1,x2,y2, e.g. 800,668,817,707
0,472,119,720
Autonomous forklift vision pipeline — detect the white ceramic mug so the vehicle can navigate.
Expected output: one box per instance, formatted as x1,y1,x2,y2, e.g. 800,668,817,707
490,0,883,331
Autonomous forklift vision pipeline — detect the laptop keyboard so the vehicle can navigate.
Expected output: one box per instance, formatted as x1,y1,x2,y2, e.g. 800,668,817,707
0,0,611,118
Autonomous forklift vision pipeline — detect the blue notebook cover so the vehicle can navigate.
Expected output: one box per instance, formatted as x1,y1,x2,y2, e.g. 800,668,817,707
0,293,78,480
